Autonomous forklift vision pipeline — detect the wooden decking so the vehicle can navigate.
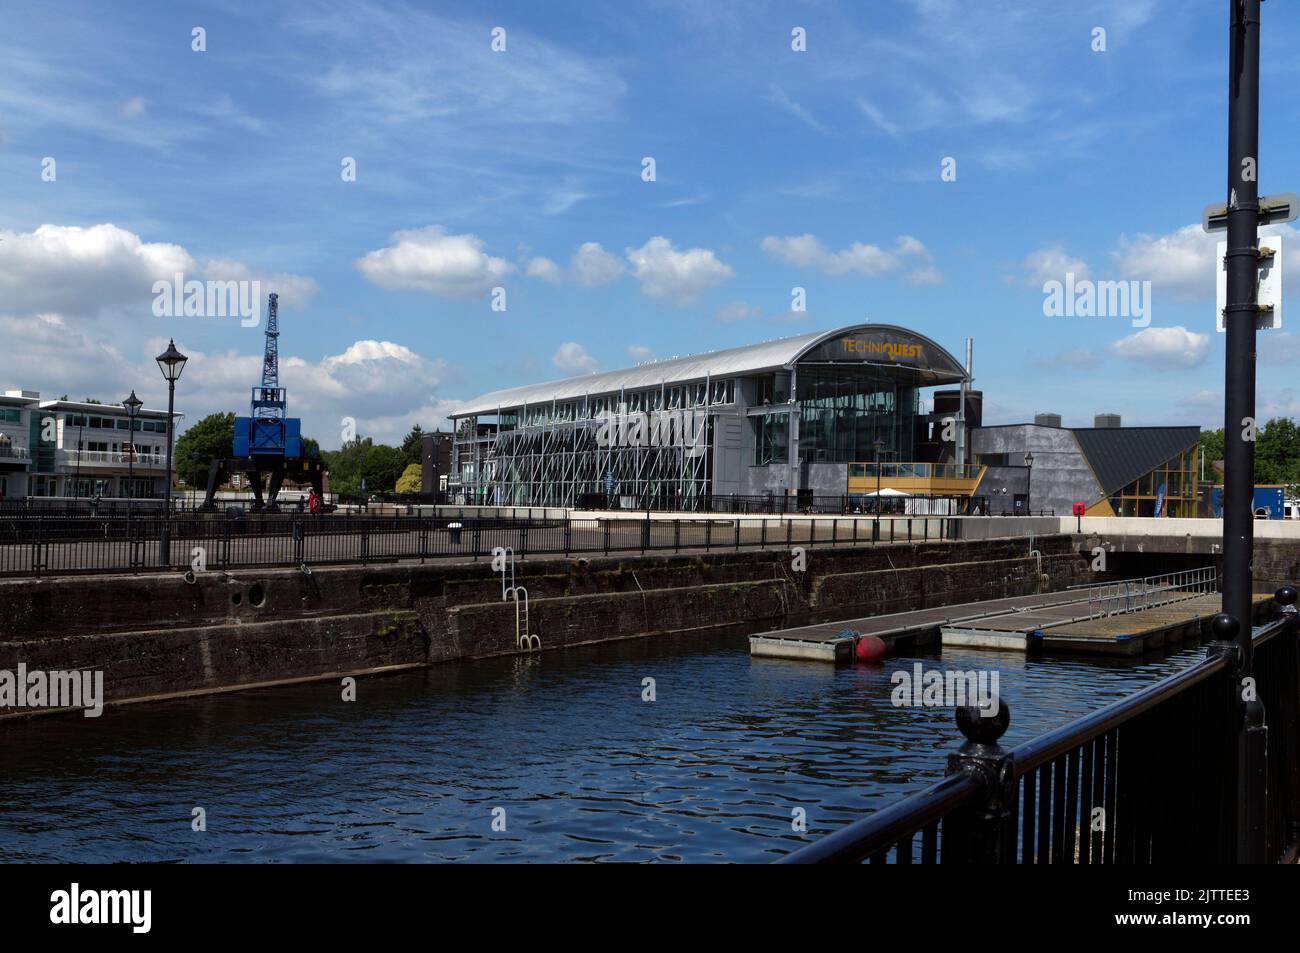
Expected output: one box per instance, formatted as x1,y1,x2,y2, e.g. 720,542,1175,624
749,589,1098,661
749,587,1278,661
1033,593,1274,655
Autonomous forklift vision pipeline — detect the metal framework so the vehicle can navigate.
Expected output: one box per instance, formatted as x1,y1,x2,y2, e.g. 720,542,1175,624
460,410,715,509
450,324,970,510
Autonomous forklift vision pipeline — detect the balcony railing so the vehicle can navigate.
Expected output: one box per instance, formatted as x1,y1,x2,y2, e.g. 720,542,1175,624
57,450,166,468
850,462,984,481
0,446,30,461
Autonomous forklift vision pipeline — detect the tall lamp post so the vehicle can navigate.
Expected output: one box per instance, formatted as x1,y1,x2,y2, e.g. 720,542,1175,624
155,340,187,564
1024,451,1034,516
873,437,885,540
123,390,142,518
73,422,84,500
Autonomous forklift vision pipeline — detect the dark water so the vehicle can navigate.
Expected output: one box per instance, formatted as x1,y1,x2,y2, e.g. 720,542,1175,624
0,628,1207,863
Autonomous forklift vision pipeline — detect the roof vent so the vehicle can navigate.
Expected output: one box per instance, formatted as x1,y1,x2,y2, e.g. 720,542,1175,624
1094,413,1121,429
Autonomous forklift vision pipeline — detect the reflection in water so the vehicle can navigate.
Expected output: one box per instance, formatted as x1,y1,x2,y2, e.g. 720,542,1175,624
0,626,1206,863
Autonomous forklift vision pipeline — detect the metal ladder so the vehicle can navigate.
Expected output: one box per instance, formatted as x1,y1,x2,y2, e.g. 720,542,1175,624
496,546,540,651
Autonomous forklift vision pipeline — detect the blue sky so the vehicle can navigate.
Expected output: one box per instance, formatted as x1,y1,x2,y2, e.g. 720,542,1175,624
3,0,1300,447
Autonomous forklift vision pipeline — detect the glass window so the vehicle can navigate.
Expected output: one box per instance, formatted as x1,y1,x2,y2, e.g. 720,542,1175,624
792,365,911,463
753,414,789,466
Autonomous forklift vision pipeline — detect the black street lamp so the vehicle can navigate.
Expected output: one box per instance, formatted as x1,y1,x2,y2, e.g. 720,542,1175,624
155,340,187,563
73,422,84,501
1025,451,1034,515
873,437,885,538
123,390,142,511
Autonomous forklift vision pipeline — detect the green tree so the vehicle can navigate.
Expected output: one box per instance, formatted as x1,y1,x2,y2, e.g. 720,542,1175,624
1256,417,1300,485
400,425,425,466
173,413,234,488
395,463,422,494
322,437,371,490
362,444,407,493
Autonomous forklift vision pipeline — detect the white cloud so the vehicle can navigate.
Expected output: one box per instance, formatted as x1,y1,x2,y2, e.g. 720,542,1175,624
0,223,316,318
552,341,599,374
1112,222,1300,300
625,237,733,305
0,314,454,449
1112,225,1213,299
202,258,318,309
626,344,655,362
525,256,562,283
1014,244,1091,289
356,225,513,298
1107,326,1209,369
321,339,422,370
760,233,937,280
571,242,624,287
119,96,146,119
0,223,193,315
157,335,452,447
351,398,466,444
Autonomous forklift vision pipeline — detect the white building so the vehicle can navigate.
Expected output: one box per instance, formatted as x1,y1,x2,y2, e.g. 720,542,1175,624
0,390,179,500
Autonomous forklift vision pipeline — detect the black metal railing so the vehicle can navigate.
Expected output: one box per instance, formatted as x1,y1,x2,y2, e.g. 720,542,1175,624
0,512,964,577
779,588,1300,864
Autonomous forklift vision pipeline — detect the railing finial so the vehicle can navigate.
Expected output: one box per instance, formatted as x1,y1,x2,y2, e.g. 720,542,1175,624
955,702,1010,747
1210,612,1240,642
1275,585,1297,611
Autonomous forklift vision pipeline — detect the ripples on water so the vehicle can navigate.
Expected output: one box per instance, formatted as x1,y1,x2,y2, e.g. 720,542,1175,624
0,626,1207,863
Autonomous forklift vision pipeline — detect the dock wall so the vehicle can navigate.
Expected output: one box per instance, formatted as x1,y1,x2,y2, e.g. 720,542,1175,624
0,535,1088,717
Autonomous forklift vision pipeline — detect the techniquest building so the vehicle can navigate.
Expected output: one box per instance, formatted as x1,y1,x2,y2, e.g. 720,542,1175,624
448,323,1201,518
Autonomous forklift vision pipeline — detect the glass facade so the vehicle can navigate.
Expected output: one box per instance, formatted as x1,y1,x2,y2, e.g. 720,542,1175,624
1108,446,1199,518
793,366,915,463
449,324,969,508
753,413,788,465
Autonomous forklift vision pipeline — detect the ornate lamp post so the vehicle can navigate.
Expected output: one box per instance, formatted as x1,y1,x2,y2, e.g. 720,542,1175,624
873,437,885,539
123,390,142,517
1024,451,1034,516
155,340,187,563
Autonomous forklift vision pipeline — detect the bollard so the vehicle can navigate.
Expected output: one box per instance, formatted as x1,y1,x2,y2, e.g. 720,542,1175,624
945,703,1015,863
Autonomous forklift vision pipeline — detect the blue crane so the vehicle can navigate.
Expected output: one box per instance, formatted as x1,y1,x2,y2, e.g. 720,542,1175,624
201,292,326,511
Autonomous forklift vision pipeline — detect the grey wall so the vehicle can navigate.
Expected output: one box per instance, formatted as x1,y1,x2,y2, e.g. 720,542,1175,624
804,462,848,496
741,461,791,495
711,413,748,495
972,424,1102,516
975,465,1029,514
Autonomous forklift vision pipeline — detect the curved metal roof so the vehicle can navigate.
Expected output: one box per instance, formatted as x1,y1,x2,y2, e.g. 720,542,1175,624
452,324,966,417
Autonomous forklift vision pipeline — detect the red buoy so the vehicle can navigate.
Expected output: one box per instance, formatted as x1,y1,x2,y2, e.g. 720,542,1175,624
855,635,887,662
